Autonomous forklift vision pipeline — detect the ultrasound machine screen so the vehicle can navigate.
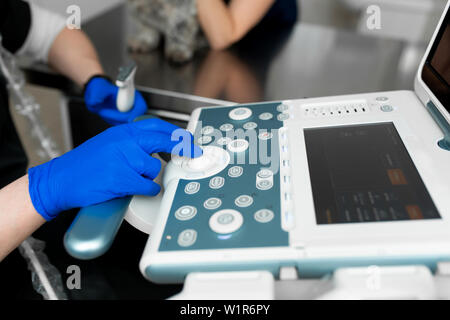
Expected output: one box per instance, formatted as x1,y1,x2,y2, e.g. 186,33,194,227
304,123,441,225
422,8,450,110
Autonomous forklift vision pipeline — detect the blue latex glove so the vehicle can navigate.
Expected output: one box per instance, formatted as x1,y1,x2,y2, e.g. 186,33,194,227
84,76,148,125
28,118,202,221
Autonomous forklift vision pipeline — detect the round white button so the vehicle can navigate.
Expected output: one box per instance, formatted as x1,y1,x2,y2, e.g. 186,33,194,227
259,112,273,121
178,229,197,247
277,104,289,112
220,123,234,132
243,122,258,130
198,136,213,145
227,139,249,153
175,146,231,181
201,126,215,135
184,182,200,195
257,169,273,179
380,105,394,112
228,166,243,178
209,209,243,234
175,206,197,221
217,137,232,146
204,198,222,210
254,209,274,223
209,176,225,189
256,180,273,191
277,113,289,121
182,146,228,173
235,195,253,208
229,107,252,121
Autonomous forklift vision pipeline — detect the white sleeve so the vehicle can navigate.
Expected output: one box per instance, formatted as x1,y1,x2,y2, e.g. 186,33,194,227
16,3,66,63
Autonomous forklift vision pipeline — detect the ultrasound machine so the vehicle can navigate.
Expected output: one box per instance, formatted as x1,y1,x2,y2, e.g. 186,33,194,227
64,1,450,299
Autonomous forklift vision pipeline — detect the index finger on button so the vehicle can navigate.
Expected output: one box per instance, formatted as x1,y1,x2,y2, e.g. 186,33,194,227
133,118,183,136
137,131,202,158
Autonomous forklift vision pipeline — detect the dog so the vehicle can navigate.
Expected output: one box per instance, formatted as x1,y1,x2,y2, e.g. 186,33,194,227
127,0,208,63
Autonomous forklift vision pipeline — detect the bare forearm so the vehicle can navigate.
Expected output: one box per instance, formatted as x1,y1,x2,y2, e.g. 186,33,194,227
197,0,236,50
197,0,275,50
0,175,45,261
48,28,104,87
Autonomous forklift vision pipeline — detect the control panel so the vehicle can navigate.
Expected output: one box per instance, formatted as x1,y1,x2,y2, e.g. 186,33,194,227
158,102,291,252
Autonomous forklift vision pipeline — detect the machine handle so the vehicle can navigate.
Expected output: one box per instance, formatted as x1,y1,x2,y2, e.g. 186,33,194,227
64,197,131,260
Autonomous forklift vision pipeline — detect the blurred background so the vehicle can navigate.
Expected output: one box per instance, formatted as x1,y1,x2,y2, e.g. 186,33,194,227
16,0,447,166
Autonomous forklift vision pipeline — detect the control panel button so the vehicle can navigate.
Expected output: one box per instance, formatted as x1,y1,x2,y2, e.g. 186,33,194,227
228,139,249,153
277,104,289,112
259,112,273,121
175,206,197,221
228,166,243,178
256,179,273,191
254,209,275,223
229,107,252,121
186,155,212,171
201,126,215,135
380,105,394,112
257,169,273,179
198,136,213,145
258,132,273,140
177,229,197,247
180,146,230,177
243,122,258,130
235,195,254,208
217,137,232,146
184,182,200,195
277,113,289,121
209,176,225,189
209,209,244,234
204,198,222,210
376,96,389,102
220,123,234,132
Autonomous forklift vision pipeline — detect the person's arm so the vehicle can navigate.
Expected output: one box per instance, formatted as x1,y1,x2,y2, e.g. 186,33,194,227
49,27,149,124
48,25,148,124
14,2,103,87
196,0,275,50
0,176,44,261
17,3,146,124
0,119,202,261
48,28,104,88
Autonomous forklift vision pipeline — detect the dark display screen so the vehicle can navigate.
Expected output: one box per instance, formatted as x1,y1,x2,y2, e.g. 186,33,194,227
304,123,441,224
422,7,450,111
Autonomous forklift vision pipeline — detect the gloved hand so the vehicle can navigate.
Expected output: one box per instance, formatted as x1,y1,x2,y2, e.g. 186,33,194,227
84,75,148,125
28,118,202,221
